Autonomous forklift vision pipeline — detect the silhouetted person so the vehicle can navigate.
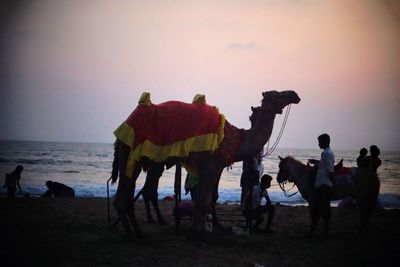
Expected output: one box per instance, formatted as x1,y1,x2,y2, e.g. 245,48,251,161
357,147,368,168
3,165,23,198
184,170,199,201
41,180,75,197
241,151,264,231
308,133,334,238
367,145,381,174
252,174,275,233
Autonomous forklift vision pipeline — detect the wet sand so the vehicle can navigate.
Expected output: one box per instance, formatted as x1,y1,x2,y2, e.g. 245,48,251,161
1,198,399,267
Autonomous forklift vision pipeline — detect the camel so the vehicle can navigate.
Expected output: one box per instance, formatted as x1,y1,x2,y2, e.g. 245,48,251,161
277,156,380,237
135,104,261,226
111,90,300,239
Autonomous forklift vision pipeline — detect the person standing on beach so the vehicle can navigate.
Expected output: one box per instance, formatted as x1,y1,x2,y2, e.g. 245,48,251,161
240,151,263,231
3,165,23,198
308,133,334,238
366,145,381,174
357,147,368,168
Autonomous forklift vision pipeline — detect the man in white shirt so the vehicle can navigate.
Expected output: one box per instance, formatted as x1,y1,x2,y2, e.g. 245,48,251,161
308,133,334,238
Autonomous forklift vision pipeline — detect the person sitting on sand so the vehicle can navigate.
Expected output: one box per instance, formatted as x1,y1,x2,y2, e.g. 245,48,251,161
3,165,24,198
41,180,75,198
253,174,275,232
184,166,199,201
241,182,261,232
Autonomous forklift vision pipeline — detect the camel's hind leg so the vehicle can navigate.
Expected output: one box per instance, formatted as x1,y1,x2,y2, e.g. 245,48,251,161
142,163,165,224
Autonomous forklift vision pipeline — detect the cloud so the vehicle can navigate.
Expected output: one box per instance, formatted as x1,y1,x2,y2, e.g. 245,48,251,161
226,42,257,50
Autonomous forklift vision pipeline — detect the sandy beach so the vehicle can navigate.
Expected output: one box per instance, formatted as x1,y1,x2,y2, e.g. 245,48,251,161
1,198,399,267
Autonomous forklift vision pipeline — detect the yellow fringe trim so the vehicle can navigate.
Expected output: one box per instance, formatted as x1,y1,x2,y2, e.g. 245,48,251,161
113,122,135,147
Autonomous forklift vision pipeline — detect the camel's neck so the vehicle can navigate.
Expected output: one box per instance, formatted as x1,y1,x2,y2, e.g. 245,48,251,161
237,108,276,158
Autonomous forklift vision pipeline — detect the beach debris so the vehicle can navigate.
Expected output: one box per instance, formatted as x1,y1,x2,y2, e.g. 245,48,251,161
231,226,249,236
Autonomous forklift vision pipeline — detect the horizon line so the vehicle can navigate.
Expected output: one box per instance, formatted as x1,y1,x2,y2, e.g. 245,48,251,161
1,139,398,153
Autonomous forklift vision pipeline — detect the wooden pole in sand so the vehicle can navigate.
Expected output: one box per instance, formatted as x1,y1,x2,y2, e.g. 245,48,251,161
107,177,112,226
174,162,182,234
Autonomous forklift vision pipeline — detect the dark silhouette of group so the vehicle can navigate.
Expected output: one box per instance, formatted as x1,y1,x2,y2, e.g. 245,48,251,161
357,145,382,174
240,152,275,233
2,165,76,198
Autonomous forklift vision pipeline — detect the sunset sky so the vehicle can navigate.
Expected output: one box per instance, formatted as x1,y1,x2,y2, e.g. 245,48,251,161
1,0,399,150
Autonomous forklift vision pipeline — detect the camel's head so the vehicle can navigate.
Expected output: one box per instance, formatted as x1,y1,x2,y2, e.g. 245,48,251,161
261,90,300,114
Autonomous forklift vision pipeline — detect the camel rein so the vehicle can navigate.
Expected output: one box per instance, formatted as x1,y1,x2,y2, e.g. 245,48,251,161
263,104,292,157
260,104,297,196
276,162,308,198
278,181,298,197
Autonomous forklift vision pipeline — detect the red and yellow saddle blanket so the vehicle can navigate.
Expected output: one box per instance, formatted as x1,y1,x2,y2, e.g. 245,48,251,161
114,93,226,177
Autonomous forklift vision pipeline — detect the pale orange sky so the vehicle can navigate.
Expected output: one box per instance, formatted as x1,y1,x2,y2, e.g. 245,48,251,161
1,0,399,150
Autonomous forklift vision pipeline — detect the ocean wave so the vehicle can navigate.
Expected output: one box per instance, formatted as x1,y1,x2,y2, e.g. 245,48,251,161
15,158,74,165
16,159,37,164
95,153,109,158
378,193,400,208
2,184,399,209
384,159,400,164
0,157,10,163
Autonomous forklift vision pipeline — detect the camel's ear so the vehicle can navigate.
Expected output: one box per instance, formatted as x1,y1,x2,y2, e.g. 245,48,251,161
278,155,283,161
262,92,266,98
251,106,255,111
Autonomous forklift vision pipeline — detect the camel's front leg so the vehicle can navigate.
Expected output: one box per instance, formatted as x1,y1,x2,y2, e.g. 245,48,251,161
126,173,144,239
114,176,136,240
191,162,222,233
113,140,143,240
211,168,224,228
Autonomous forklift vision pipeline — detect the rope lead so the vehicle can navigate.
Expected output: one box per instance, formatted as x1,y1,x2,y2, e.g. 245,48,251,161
263,104,292,157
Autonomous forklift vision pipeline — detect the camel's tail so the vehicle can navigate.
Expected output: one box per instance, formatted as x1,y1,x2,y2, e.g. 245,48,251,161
110,140,119,184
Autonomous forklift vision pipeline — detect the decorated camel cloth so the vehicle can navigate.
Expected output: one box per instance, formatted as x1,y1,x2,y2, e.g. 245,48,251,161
216,120,243,165
114,93,227,178
332,167,357,200
333,167,355,185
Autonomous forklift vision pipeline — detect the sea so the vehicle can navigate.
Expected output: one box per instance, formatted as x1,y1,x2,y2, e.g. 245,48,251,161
1,140,399,208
